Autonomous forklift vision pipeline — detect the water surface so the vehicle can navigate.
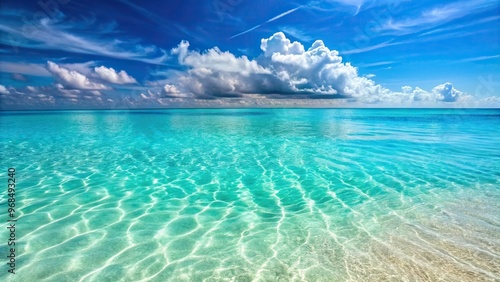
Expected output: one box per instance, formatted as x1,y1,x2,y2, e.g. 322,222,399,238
1,109,499,281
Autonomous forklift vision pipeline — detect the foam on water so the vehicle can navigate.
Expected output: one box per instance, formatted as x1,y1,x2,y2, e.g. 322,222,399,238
0,109,499,281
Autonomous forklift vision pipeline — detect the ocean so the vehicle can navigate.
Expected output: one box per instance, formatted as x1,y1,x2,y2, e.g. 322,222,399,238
1,108,499,281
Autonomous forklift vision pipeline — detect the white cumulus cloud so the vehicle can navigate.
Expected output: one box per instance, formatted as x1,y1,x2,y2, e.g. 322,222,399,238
47,61,110,90
163,32,476,106
432,82,462,102
94,66,137,84
166,32,387,100
0,85,9,95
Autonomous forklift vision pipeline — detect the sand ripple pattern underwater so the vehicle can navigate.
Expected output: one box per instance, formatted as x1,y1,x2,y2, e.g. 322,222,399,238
0,109,499,281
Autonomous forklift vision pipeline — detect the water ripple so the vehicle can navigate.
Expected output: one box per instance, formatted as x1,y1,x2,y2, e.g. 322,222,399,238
0,109,499,281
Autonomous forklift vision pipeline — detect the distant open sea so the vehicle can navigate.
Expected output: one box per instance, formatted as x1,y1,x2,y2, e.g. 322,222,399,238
1,108,499,281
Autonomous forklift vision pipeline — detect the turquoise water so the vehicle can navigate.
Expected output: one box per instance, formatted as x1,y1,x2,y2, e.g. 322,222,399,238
0,109,499,281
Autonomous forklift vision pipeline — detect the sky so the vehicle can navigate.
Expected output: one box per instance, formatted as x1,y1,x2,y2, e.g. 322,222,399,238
0,0,499,109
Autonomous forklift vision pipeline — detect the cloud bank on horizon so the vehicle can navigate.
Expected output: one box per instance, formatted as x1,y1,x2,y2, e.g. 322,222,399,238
163,32,475,104
0,0,498,109
1,32,497,109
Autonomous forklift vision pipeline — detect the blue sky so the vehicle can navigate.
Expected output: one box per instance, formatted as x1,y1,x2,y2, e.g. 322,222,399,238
0,0,499,109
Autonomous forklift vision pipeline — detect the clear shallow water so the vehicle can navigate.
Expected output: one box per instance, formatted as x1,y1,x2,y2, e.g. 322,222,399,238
0,108,499,281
